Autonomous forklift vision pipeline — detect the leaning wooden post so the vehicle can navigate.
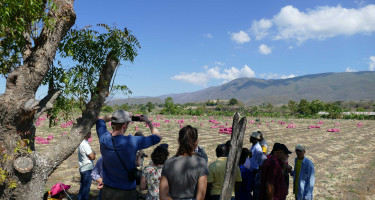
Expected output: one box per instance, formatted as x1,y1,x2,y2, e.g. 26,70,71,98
219,113,247,200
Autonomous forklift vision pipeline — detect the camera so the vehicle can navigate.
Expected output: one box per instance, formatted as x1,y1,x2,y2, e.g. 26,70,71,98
132,116,141,121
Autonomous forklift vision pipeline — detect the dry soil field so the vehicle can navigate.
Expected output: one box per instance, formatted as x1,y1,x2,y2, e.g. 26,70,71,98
36,115,375,200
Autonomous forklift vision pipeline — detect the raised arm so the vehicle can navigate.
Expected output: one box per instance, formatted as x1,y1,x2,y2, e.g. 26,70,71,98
140,115,162,140
98,115,112,122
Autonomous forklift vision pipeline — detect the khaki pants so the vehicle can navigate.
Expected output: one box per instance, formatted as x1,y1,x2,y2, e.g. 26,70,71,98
102,185,138,200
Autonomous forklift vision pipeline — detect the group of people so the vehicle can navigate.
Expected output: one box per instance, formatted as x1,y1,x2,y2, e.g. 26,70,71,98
43,110,315,200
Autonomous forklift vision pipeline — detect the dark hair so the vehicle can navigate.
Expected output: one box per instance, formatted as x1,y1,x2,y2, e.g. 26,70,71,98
239,148,250,165
215,144,229,157
135,131,144,136
175,125,198,157
43,191,63,200
151,146,169,165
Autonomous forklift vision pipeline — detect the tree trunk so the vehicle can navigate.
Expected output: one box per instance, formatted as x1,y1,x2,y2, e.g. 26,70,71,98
220,113,247,200
0,0,98,199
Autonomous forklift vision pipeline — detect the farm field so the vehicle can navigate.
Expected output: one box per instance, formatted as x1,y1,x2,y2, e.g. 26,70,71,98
36,115,375,200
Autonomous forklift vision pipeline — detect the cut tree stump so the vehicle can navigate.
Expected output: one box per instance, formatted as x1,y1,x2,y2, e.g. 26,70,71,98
13,157,33,173
220,113,247,200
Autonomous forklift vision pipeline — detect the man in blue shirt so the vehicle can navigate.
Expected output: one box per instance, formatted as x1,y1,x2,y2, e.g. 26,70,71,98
96,110,162,200
291,144,315,200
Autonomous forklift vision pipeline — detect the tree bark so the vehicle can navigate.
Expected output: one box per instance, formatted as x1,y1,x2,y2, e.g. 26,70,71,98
0,0,78,199
219,113,247,200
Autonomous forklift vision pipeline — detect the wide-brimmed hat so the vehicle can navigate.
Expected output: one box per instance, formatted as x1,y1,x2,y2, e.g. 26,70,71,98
50,183,70,196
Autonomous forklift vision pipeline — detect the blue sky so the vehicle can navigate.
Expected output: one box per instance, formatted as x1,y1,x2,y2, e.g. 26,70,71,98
1,0,375,99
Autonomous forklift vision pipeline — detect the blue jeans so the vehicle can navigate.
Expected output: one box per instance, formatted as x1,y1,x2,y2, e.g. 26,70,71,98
79,170,92,200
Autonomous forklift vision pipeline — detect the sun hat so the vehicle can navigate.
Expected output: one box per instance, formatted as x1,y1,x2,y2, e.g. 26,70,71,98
111,110,132,123
272,143,292,154
250,131,261,139
295,144,306,151
50,183,70,196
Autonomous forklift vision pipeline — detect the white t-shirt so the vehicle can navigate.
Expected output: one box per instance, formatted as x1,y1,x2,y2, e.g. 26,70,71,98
78,139,94,172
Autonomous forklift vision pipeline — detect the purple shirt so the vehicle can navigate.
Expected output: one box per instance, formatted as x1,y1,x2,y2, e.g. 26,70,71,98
259,156,287,200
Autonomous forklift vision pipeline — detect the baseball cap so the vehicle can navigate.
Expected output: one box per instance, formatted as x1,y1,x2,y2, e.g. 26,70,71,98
250,131,261,139
50,183,70,196
272,143,292,154
111,110,131,123
295,144,306,151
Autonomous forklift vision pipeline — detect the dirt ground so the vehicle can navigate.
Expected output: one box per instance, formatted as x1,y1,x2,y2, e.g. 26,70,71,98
37,115,375,200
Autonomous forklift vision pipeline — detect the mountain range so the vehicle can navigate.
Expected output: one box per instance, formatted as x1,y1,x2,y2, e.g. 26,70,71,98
109,71,375,106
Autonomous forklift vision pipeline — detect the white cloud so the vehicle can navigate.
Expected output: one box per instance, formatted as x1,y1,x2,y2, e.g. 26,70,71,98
230,31,251,44
260,73,296,79
251,4,375,43
214,61,225,66
370,56,375,71
345,67,357,72
259,44,272,55
171,65,256,86
203,33,213,38
280,74,296,79
251,19,273,40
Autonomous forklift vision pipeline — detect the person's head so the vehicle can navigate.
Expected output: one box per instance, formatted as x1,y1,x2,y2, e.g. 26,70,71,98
215,144,229,158
84,132,91,140
295,144,306,160
134,131,144,137
272,143,292,163
258,131,264,141
111,110,132,134
151,146,169,165
250,132,261,144
176,125,198,156
239,148,250,165
43,183,70,200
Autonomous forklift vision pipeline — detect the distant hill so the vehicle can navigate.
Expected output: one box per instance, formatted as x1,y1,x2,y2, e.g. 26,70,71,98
110,71,375,106
108,97,163,106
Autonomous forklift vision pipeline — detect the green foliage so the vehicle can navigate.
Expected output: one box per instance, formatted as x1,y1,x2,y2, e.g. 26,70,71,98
114,103,130,111
356,107,366,112
298,99,311,115
138,104,147,113
41,24,140,124
160,97,184,115
309,100,324,115
228,98,238,105
287,100,298,115
101,105,114,113
0,0,56,76
324,103,343,119
146,101,155,113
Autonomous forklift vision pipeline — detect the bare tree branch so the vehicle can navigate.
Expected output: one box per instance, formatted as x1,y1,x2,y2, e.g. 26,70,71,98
35,89,61,120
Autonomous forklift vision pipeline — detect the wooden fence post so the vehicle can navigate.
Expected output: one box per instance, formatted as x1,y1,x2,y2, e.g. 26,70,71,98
219,113,247,200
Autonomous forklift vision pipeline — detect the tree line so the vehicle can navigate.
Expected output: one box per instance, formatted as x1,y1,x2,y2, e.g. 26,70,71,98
101,98,375,120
